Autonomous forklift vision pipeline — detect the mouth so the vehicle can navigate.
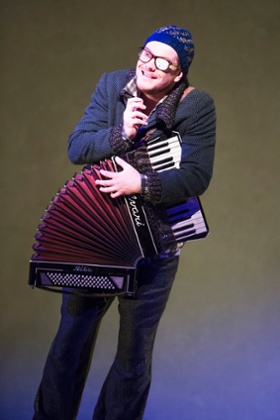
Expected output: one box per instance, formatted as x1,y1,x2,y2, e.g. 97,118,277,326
141,69,157,79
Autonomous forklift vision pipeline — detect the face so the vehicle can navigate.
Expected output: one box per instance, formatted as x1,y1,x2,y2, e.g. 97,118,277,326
136,41,183,102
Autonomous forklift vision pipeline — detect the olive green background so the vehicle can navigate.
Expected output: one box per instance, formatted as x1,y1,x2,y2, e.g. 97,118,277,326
1,1,279,419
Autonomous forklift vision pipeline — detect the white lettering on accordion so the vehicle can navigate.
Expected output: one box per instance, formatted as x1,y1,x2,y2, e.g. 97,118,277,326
74,265,92,272
127,195,145,227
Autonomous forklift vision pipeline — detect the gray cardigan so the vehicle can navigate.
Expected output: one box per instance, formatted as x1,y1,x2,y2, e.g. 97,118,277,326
68,69,216,206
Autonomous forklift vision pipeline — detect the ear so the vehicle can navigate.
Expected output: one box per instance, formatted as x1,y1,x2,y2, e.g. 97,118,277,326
174,70,183,83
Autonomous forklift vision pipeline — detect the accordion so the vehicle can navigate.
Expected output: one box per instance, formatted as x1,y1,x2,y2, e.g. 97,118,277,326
29,132,209,296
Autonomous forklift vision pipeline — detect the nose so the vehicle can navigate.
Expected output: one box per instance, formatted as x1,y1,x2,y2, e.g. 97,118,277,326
144,57,156,70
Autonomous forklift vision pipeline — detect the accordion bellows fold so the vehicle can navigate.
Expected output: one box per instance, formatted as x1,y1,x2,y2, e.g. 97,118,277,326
32,163,144,267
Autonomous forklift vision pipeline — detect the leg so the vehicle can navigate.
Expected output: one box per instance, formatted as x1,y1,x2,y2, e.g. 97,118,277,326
33,291,114,420
93,255,179,420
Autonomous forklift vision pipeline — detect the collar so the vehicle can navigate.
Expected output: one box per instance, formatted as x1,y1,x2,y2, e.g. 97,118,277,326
122,74,167,107
120,69,187,131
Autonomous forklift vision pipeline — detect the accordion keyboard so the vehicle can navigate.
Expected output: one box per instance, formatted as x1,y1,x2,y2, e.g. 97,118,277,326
147,132,209,242
166,197,209,241
147,133,181,172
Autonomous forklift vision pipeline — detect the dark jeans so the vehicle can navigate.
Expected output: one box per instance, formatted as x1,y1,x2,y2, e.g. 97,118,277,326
33,255,179,420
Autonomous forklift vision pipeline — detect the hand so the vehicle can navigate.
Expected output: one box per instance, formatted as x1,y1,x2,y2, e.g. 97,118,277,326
123,97,148,139
96,157,141,198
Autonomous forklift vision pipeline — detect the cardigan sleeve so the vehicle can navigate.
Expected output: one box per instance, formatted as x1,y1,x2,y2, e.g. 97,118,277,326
67,71,131,164
148,90,216,205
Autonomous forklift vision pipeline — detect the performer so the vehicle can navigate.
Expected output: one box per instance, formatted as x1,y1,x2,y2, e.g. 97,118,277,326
33,25,216,420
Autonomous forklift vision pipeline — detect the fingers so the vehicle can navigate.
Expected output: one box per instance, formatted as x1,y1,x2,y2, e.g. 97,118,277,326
128,97,148,124
114,156,127,169
127,97,146,111
95,160,141,197
123,97,148,139
96,175,127,198
95,175,120,197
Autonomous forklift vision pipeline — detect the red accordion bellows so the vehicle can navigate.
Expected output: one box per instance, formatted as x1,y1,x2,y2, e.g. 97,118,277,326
31,162,145,268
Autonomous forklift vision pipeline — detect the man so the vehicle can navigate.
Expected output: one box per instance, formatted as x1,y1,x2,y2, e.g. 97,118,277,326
33,25,216,420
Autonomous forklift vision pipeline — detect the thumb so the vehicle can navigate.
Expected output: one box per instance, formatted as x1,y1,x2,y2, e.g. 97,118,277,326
114,156,127,170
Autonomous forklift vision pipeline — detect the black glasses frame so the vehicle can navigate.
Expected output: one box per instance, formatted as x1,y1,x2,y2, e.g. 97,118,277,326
138,47,179,71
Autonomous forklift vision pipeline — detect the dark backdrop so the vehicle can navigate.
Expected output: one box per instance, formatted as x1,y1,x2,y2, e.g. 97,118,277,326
1,1,280,419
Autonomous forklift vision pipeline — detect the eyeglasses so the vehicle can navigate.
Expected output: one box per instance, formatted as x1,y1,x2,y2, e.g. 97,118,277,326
138,47,179,71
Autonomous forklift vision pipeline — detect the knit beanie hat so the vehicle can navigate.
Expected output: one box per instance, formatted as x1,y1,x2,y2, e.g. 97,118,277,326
144,25,194,74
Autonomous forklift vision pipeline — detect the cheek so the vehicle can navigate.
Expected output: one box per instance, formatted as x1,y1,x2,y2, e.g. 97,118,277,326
136,60,147,73
135,67,145,86
136,64,146,81
158,74,176,86
136,63,143,75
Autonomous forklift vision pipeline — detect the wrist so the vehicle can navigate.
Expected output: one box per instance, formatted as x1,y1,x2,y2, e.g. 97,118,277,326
140,174,149,196
122,125,134,141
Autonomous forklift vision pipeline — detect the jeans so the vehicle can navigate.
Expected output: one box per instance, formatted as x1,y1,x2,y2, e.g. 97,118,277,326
33,254,179,420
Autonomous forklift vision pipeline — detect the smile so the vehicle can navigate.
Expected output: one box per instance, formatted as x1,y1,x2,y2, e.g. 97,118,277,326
141,70,157,79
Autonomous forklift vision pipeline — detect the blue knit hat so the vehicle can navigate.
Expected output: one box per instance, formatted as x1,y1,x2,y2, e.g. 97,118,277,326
144,25,194,74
